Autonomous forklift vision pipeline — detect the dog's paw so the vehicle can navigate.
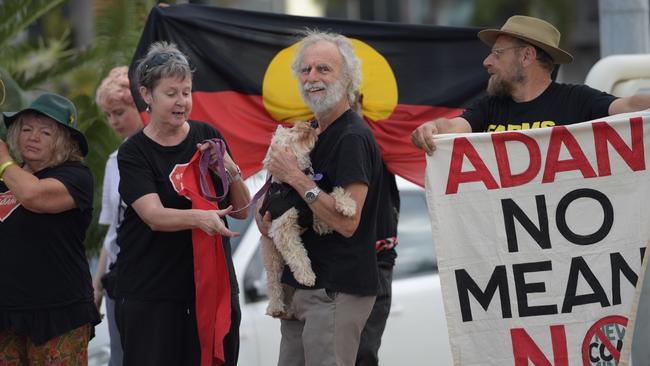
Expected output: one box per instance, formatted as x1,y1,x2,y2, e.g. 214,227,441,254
266,302,286,318
278,308,296,320
266,306,296,320
266,310,286,318
332,186,356,217
294,267,316,287
312,216,333,235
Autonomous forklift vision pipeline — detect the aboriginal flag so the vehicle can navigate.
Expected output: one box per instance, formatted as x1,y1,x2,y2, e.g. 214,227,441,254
130,4,489,186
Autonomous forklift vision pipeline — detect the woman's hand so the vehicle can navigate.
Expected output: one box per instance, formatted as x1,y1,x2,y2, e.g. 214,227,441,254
132,193,245,234
196,142,239,176
195,205,240,237
93,285,104,309
92,248,108,310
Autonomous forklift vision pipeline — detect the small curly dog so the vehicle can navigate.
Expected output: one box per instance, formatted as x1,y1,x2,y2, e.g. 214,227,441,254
258,121,356,318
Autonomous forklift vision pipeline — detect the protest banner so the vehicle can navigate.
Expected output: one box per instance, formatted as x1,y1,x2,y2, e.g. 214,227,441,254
425,112,650,365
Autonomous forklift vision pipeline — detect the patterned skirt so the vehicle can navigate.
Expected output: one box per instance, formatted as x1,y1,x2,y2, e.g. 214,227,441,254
0,324,91,366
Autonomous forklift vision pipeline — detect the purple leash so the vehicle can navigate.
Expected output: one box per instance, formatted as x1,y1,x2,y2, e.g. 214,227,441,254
234,176,272,213
198,139,229,202
198,138,271,212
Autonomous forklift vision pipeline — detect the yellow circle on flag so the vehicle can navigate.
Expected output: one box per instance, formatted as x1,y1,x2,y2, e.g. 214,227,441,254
262,39,398,123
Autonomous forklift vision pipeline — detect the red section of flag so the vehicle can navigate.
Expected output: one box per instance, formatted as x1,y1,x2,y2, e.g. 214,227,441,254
178,151,232,366
367,104,464,186
130,5,488,187
190,91,280,179
185,90,464,187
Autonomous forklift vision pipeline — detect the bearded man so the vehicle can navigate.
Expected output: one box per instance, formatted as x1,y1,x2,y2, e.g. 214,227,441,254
256,31,384,366
411,15,650,154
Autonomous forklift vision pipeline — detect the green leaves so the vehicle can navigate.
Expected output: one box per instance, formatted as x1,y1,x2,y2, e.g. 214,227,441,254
0,0,156,254
0,0,66,46
0,66,26,111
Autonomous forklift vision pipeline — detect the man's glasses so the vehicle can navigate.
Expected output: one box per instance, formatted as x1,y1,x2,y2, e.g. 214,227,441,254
490,46,526,58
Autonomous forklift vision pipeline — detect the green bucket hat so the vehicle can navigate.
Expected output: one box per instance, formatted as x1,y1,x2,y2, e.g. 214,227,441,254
2,93,88,156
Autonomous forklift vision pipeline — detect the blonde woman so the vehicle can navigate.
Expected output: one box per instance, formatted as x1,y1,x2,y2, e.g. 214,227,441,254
0,93,100,364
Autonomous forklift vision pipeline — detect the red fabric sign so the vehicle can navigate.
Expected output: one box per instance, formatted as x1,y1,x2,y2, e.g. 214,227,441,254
178,151,232,366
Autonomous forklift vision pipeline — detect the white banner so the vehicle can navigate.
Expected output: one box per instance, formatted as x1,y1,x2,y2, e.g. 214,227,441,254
425,112,650,365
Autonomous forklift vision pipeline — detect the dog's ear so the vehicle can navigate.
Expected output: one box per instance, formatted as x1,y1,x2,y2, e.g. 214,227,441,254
270,125,290,148
292,121,315,141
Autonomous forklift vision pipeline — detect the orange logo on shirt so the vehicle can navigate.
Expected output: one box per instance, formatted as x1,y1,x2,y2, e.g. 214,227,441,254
169,163,189,196
0,190,20,222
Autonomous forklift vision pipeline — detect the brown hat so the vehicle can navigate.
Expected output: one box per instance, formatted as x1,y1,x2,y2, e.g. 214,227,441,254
478,15,573,64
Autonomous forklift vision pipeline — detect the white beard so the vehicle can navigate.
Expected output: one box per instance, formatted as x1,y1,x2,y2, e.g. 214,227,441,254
301,78,346,115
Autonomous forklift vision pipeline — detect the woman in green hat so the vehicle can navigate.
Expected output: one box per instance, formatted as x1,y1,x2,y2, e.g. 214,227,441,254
0,93,100,364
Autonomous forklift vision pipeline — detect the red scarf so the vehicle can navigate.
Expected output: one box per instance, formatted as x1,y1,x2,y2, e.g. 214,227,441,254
179,150,231,366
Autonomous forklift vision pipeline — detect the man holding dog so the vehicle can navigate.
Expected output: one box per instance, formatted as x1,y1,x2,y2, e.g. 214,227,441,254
257,30,383,366
411,15,650,366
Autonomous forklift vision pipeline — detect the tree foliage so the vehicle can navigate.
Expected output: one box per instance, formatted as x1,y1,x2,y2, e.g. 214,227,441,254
0,0,156,255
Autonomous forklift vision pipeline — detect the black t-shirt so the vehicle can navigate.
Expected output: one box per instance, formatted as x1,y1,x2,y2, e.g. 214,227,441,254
461,82,618,132
281,109,383,296
116,121,236,301
0,161,94,309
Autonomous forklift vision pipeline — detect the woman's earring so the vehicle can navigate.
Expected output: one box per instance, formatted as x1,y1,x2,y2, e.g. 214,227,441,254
145,104,151,112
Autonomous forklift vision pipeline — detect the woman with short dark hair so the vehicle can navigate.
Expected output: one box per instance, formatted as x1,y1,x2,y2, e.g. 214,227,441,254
115,41,249,366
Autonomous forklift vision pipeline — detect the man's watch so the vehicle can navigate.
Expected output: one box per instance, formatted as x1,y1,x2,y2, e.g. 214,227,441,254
304,186,322,204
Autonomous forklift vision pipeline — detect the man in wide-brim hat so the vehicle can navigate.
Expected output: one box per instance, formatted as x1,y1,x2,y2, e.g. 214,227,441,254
477,15,572,99
412,14,650,154
477,15,573,65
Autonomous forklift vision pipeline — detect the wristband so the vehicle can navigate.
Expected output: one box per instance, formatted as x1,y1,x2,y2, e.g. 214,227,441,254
0,160,14,181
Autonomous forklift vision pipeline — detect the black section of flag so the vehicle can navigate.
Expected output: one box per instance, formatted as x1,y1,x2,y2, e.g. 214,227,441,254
130,4,488,111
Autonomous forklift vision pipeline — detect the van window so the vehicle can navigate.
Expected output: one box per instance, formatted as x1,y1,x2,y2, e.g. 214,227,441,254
393,191,438,279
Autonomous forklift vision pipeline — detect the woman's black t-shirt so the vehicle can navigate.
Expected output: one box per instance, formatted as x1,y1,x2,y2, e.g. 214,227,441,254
0,161,99,344
116,121,236,301
0,161,94,309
